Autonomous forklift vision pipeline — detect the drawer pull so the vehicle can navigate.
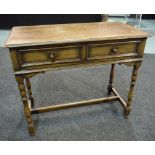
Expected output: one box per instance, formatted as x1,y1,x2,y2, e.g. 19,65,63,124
49,53,55,62
111,48,118,54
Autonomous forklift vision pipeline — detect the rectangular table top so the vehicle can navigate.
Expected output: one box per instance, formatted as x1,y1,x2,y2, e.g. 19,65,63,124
5,22,148,48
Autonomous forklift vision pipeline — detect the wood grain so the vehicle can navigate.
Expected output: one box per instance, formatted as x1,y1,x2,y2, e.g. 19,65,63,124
15,76,35,136
5,22,148,48
31,96,119,114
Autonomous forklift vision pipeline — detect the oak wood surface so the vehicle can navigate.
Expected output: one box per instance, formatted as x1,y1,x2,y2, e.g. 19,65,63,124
13,58,144,75
15,76,35,135
87,41,139,60
31,96,119,114
5,22,147,48
18,45,84,67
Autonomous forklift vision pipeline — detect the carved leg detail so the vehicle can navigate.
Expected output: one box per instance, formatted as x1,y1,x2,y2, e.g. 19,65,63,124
107,64,115,95
124,63,141,117
15,76,35,136
26,78,34,107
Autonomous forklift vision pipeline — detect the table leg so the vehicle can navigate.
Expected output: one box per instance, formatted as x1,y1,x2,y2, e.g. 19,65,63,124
15,76,35,136
107,64,115,95
124,63,141,117
25,78,34,107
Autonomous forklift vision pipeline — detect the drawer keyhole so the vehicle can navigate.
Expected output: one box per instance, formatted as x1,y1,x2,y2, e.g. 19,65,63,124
111,48,118,54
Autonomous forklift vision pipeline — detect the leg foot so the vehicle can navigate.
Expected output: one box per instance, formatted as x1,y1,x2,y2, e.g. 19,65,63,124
28,126,35,136
123,107,131,118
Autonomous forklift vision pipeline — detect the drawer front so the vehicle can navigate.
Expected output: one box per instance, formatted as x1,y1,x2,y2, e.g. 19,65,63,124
18,45,84,67
87,41,140,60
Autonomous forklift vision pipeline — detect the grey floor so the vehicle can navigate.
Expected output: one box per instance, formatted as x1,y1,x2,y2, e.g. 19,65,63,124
0,47,155,140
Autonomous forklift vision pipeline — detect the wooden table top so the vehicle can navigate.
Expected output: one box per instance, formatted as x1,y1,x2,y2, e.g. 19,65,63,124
5,22,148,48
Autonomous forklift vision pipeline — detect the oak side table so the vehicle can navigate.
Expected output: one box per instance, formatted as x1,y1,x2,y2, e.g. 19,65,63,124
5,22,148,136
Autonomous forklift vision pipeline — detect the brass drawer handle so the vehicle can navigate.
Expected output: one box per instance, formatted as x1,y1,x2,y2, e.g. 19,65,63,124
49,53,55,62
111,48,118,54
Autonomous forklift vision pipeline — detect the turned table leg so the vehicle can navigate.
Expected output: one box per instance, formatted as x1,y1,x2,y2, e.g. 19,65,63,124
124,63,141,117
25,78,34,107
107,64,115,95
15,76,35,136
